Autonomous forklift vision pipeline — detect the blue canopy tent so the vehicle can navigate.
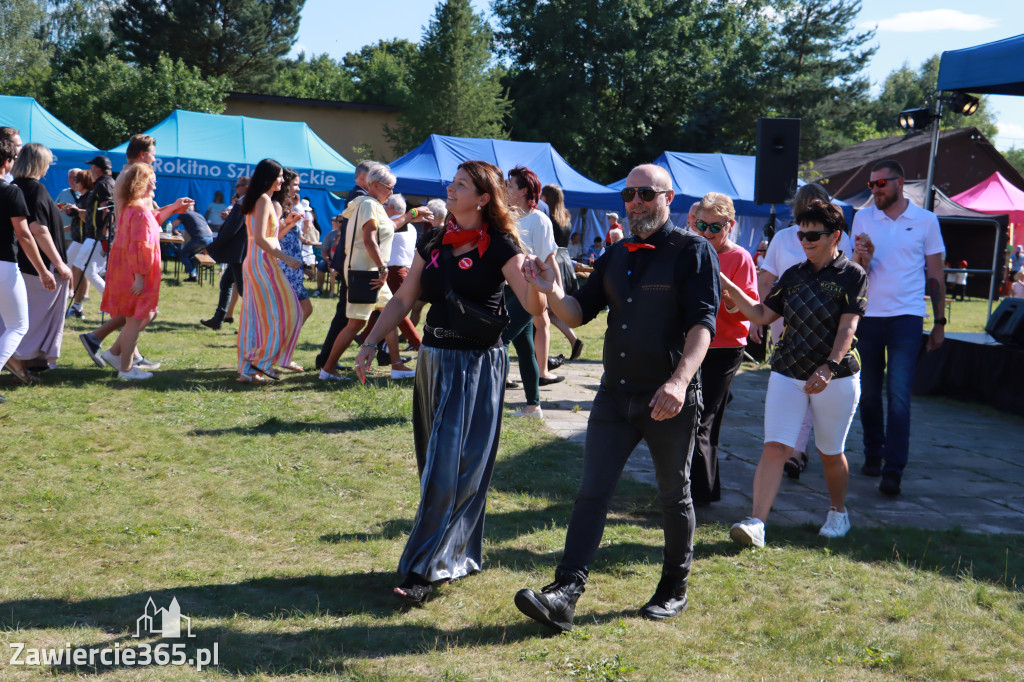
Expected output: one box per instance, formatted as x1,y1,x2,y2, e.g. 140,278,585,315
107,110,356,229
0,95,102,199
608,152,852,252
388,134,621,244
936,33,1024,96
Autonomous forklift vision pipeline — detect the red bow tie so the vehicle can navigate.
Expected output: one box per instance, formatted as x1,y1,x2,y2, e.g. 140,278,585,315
624,242,656,252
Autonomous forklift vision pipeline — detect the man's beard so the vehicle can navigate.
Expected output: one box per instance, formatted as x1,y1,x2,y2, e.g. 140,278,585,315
628,209,665,236
873,191,897,211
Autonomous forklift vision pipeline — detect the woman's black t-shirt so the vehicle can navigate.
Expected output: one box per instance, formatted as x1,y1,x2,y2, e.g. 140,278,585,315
417,227,521,350
14,178,66,276
0,180,30,264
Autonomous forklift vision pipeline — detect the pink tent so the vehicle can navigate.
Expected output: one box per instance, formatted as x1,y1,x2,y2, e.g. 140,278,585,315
951,171,1024,229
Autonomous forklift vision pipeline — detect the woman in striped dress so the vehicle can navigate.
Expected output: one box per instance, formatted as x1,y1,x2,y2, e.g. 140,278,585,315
236,159,303,384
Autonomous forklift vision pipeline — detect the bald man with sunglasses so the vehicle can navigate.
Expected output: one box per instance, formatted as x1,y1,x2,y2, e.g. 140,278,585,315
851,159,945,497
514,163,719,631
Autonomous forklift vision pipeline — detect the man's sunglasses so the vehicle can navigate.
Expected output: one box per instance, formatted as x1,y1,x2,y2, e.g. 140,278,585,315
866,176,899,189
695,220,726,234
797,229,834,242
620,187,668,202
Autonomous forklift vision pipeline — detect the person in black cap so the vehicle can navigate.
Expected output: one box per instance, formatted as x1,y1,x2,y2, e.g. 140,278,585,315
514,163,719,631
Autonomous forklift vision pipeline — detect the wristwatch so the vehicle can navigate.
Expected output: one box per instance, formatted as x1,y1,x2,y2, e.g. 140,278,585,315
934,317,947,326
827,360,842,378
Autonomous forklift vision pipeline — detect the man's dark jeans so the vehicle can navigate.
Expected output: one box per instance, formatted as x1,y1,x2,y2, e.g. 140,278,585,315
316,282,348,369
211,263,244,322
558,385,697,583
857,314,923,474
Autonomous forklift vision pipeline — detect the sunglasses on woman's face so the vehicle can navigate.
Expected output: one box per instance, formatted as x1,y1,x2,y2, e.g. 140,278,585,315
797,229,833,242
695,220,726,234
620,187,668,202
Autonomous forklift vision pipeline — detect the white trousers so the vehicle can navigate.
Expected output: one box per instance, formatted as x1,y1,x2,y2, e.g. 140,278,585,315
71,238,106,294
0,260,29,367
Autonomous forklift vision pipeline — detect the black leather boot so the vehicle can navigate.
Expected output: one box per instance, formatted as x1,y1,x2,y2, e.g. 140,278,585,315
638,572,688,621
514,572,585,632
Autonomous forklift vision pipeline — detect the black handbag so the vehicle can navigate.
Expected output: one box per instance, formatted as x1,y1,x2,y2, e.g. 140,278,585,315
441,247,509,345
345,206,381,304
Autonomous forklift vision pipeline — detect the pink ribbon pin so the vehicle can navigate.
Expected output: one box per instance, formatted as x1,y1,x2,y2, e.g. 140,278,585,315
426,249,440,270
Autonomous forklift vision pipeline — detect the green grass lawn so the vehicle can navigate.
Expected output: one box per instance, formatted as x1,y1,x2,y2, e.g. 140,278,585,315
0,275,1021,680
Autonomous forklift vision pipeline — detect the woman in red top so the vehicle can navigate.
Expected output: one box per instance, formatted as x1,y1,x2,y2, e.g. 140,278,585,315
690,192,758,506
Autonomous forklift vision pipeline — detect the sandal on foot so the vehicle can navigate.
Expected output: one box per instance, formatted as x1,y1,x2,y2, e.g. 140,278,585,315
256,367,281,381
393,582,433,605
5,363,40,385
238,373,270,385
280,362,304,373
784,451,809,479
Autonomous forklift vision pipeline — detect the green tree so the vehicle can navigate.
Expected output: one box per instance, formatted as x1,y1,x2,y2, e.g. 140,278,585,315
1005,148,1024,178
0,0,51,80
264,52,355,101
868,55,998,139
43,0,115,64
344,39,418,106
44,54,229,148
385,0,510,156
494,0,785,180
111,0,304,91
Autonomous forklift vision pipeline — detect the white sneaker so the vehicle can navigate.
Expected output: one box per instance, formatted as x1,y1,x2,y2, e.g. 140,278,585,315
730,517,765,548
319,369,349,381
390,369,416,379
510,406,543,419
118,367,153,381
818,508,851,538
100,349,120,369
134,353,161,370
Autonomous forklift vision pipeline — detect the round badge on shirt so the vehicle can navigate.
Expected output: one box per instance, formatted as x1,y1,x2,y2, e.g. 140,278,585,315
458,257,473,270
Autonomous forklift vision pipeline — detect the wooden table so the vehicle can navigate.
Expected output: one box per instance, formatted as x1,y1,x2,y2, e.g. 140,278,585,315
159,233,184,279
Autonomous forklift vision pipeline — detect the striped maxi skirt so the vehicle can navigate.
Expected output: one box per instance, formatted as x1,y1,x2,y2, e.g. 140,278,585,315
400,345,508,582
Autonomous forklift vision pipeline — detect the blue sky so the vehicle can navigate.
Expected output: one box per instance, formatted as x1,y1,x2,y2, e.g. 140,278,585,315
294,0,1024,151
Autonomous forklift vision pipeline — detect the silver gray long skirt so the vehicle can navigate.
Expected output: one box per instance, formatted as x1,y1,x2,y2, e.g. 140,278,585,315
400,345,508,582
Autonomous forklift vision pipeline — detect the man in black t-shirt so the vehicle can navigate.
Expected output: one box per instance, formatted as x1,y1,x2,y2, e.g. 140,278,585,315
514,164,719,631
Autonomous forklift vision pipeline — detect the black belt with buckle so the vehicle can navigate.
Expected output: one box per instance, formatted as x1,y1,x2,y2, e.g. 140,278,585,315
425,324,468,340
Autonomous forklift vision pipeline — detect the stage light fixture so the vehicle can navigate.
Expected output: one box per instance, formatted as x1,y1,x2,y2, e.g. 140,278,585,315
898,107,935,130
946,92,980,116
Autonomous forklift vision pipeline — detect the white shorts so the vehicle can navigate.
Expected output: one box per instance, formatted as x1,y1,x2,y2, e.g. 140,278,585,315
66,241,82,267
71,238,106,271
763,371,860,456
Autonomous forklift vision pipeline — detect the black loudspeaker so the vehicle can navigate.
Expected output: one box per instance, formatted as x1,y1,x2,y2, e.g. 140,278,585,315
755,118,801,205
986,298,1024,347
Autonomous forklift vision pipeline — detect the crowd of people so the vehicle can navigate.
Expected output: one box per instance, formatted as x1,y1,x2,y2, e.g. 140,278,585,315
3,123,959,629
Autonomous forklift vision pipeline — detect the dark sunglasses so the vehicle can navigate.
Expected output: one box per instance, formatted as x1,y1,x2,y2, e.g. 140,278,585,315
797,229,834,242
620,187,668,202
695,220,726,234
866,176,899,189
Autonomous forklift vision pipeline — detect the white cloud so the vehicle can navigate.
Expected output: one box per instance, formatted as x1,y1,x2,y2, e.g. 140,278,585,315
995,122,1024,149
861,10,997,32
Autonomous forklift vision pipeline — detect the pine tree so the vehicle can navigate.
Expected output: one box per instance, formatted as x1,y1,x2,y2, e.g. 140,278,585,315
385,0,510,156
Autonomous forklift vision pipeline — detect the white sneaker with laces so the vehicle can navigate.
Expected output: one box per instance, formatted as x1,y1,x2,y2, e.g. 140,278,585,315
134,353,161,370
118,367,153,381
510,406,543,419
100,349,120,369
730,517,765,548
818,508,851,538
319,369,349,381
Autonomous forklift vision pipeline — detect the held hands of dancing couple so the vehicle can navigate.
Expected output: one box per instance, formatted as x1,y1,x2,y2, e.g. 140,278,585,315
520,255,690,422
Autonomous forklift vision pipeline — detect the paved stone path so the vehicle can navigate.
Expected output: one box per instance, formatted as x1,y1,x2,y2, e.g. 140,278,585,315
509,357,1024,535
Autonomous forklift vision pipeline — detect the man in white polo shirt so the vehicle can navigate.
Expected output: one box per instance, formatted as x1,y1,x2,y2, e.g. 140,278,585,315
851,160,945,496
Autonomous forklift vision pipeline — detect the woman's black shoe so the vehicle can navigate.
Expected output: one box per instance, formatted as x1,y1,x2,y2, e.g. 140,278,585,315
783,451,809,480
570,339,584,361
538,375,565,386
200,318,222,331
394,575,433,605
547,354,565,371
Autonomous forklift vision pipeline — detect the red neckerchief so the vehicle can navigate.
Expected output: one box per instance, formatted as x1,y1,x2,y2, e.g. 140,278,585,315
624,241,655,252
442,215,491,255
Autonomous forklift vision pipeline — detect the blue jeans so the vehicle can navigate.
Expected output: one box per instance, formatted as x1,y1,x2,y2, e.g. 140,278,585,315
181,235,214,276
857,315,923,474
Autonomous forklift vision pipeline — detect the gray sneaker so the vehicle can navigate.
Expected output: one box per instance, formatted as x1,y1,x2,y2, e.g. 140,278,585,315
730,517,765,548
134,353,161,370
79,332,105,368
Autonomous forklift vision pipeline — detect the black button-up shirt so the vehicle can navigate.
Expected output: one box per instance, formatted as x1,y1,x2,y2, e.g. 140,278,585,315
574,220,720,393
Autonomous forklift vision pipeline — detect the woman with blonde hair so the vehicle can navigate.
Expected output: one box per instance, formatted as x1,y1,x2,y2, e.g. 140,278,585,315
100,164,187,380
354,160,545,604
690,192,758,505
2,143,73,378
